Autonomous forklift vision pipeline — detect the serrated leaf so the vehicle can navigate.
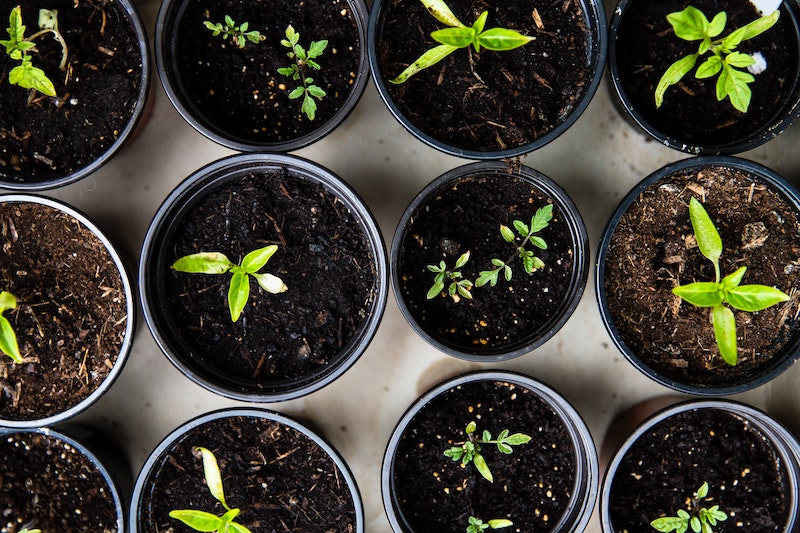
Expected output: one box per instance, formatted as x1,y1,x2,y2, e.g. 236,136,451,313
651,516,690,533
673,282,724,307
228,270,250,322
719,65,754,112
9,61,56,97
504,433,531,445
531,204,554,232
513,219,529,236
308,39,328,58
726,51,755,68
713,304,738,365
522,254,534,274
656,54,699,107
497,442,513,454
726,284,790,311
172,252,234,274
531,257,544,270
444,446,464,460
277,66,295,76
475,270,497,287
307,85,326,100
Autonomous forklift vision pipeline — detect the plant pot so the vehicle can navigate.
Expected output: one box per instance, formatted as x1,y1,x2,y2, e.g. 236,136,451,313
0,195,136,428
140,153,388,402
155,0,370,152
131,407,364,533
596,156,800,395
0,424,130,532
0,0,150,190
600,399,800,532
391,161,588,361
368,0,607,158
608,0,800,155
382,370,598,532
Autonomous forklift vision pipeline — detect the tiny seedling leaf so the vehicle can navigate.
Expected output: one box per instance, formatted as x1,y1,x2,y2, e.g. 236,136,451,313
688,197,722,266
695,481,709,499
473,453,493,482
240,245,278,273
195,446,228,509
655,53,699,107
500,225,515,242
712,303,738,365
172,252,234,274
721,266,746,288
476,27,534,51
228,270,250,322
169,510,225,532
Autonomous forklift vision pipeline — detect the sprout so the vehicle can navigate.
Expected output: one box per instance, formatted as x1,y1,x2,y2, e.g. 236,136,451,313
443,421,531,483
277,25,328,120
651,482,727,533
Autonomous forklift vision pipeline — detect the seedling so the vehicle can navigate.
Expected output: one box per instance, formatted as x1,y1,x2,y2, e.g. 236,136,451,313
427,251,473,301
466,516,513,533
170,447,252,533
443,421,531,483
171,245,288,323
672,197,790,366
0,291,21,363
277,25,327,120
651,482,727,533
204,16,265,49
1,5,68,97
19,529,41,533
391,0,534,84
655,6,779,113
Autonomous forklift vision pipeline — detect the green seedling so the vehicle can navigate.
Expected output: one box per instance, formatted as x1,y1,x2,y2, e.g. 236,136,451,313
0,291,21,363
466,516,513,533
672,197,790,366
427,251,473,301
19,529,41,533
391,0,534,84
277,25,327,120
204,15,265,49
443,421,531,483
1,5,69,97
170,447,252,533
171,245,287,323
655,6,779,113
651,482,727,533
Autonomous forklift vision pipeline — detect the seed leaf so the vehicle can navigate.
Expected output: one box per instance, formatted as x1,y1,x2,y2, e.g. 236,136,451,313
712,304,738,365
696,481,709,499
476,27,534,51
391,44,458,84
172,252,234,274
487,519,513,529
655,54,699,107
688,197,722,265
169,510,224,532
473,452,493,482
432,26,476,48
228,270,250,322
672,282,724,307
241,245,278,273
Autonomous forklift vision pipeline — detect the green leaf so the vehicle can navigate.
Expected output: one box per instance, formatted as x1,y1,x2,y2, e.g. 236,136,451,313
522,254,534,274
0,290,16,312
241,245,278,273
473,452,493,482
707,11,727,37
667,6,711,41
169,510,224,532
476,27,534,51
721,266,746,288
245,31,264,44
301,93,318,120
695,56,722,79
390,44,459,84
690,516,702,533
503,433,531,445
288,86,305,99
531,204,554,232
431,26,476,48
228,270,250,322
252,272,287,294
6,6,25,45
227,522,254,533
219,508,241,531
9,61,56,97
172,252,234,274
513,219,529,236
457,281,473,300
0,314,21,363
420,0,464,27
487,519,513,529
496,442,513,454
194,447,228,509
530,236,547,249
472,11,488,35
277,66,295,76
651,516,690,533
465,421,477,434
427,280,445,299
713,304,738,365
695,481,709,499
673,282,724,307
688,197,722,266
718,65,754,112
475,269,499,287
500,225,515,242
655,54,699,107
454,251,471,269
726,51,755,68
725,284,790,312
530,257,543,270
444,446,464,460
308,39,328,58
504,265,512,281
723,10,779,47
307,84,326,98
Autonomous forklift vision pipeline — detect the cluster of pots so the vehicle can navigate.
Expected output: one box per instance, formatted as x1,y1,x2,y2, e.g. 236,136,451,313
2,0,800,531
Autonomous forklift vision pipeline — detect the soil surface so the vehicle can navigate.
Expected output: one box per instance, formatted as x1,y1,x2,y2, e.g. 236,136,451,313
391,379,577,532
607,408,790,532
140,415,357,533
603,165,800,389
396,171,577,355
0,202,128,421
174,0,361,144
164,169,377,391
0,431,119,532
615,0,798,148
375,0,592,153
0,0,143,184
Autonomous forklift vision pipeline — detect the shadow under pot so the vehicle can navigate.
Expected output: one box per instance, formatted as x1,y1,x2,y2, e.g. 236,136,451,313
155,0,370,152
392,162,588,360
131,408,364,533
0,0,150,190
140,153,387,402
0,195,135,428
600,400,800,532
608,0,800,155
596,156,800,395
382,370,598,532
367,0,607,158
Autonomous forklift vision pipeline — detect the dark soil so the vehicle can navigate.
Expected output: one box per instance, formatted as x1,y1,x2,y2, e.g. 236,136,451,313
163,169,377,390
396,172,576,355
603,166,800,388
607,408,790,532
375,0,592,153
173,0,361,144
615,0,799,147
391,379,577,532
0,0,143,184
0,202,128,421
0,431,119,532
140,415,357,533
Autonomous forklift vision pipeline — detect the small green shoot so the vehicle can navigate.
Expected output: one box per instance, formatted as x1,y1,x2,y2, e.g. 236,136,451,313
171,245,287,323
466,516,513,533
427,251,473,301
19,528,41,533
651,482,727,533
391,0,534,84
277,25,327,120
672,197,790,366
170,447,252,533
443,421,531,483
655,6,779,113
204,15,265,49
0,291,21,363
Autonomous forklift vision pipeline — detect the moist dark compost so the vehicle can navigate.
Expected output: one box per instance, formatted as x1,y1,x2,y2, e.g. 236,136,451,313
0,202,128,421
375,0,592,152
0,0,143,184
614,0,799,147
391,379,577,532
607,408,790,532
603,166,800,388
173,0,360,143
164,170,377,388
0,431,119,532
139,415,358,533
396,173,576,355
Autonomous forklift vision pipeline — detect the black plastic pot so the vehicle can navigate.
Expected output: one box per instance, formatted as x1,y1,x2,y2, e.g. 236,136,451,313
608,0,800,155
596,156,800,395
140,153,387,402
0,195,136,428
130,407,364,533
391,161,589,361
600,399,800,532
155,0,370,152
368,0,607,159
382,370,598,532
